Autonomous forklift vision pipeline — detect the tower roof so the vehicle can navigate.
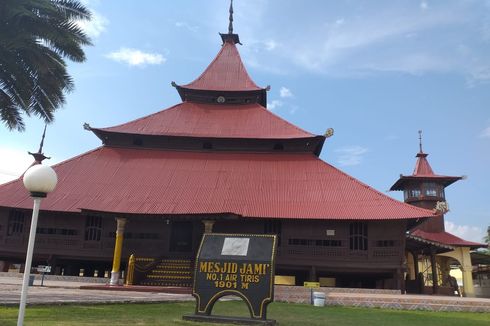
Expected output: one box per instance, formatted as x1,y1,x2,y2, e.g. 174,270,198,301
390,134,463,191
413,152,434,176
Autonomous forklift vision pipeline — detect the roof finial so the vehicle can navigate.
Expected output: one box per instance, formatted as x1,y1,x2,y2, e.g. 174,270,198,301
418,130,423,153
228,0,234,34
220,0,240,44
28,124,50,163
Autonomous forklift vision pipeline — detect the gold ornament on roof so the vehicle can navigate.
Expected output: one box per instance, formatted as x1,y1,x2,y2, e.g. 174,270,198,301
433,201,449,214
324,128,334,138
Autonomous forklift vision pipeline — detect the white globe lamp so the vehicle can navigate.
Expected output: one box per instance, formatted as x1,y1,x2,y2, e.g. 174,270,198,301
23,164,58,197
17,164,58,326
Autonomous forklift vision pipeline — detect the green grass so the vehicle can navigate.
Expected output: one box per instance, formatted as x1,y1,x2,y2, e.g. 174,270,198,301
0,301,488,326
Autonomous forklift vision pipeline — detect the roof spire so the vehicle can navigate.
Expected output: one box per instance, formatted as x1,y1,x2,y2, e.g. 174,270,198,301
228,0,234,34
418,130,423,153
220,0,240,44
28,124,51,163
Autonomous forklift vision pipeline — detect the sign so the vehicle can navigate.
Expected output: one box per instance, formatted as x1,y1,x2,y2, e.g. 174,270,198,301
37,265,51,273
184,233,277,325
304,282,320,288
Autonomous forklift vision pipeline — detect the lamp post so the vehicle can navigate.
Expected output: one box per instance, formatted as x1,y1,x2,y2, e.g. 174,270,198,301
17,164,57,326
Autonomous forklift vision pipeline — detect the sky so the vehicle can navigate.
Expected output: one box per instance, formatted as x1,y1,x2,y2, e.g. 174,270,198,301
1,0,489,242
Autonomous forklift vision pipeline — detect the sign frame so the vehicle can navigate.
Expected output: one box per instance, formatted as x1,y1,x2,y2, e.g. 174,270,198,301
184,233,277,325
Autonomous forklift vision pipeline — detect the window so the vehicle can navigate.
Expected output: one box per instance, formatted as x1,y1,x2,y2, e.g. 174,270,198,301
287,238,341,247
132,138,143,146
85,216,102,241
37,228,77,236
410,189,421,197
7,210,25,236
375,240,395,247
273,143,284,150
349,222,368,251
264,220,282,246
423,182,440,197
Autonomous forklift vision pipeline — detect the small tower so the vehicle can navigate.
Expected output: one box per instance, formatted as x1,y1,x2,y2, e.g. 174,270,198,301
390,131,462,232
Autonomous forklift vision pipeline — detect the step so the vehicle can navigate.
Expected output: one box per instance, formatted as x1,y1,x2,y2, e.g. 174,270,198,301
150,270,191,275
147,275,192,280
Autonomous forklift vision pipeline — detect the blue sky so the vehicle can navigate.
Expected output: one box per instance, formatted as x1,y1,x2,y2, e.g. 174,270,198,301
1,0,489,242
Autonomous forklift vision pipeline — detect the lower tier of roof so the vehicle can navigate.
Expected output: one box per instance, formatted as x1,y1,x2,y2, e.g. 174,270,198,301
409,229,484,248
0,147,435,220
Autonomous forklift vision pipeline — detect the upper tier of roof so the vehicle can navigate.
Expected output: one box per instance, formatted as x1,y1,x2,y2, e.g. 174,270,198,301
179,41,263,92
95,101,314,139
413,152,434,176
0,147,435,220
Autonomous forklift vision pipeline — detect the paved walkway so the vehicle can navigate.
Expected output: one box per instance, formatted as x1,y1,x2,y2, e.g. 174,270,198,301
0,276,193,306
1,275,489,312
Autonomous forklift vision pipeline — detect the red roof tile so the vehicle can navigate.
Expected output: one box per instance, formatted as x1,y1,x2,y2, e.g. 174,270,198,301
410,229,485,248
181,42,262,91
413,152,434,176
96,102,314,139
0,147,435,220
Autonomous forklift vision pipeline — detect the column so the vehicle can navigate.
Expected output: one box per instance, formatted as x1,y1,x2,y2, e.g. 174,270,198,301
0,261,10,272
308,266,317,282
459,247,475,297
202,220,215,233
110,217,127,286
437,256,451,286
406,252,415,280
430,248,439,295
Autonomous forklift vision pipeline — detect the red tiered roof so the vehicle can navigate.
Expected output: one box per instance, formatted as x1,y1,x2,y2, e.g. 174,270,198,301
390,151,462,190
0,147,435,220
409,229,484,249
413,152,434,176
94,102,313,139
180,41,263,91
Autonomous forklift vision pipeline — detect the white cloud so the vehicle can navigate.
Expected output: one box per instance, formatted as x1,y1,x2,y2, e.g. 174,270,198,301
267,100,283,111
480,126,490,138
77,10,108,38
420,1,429,11
175,21,199,33
106,48,166,67
445,221,485,243
279,86,293,98
335,18,345,26
0,148,37,185
264,40,278,51
335,146,369,166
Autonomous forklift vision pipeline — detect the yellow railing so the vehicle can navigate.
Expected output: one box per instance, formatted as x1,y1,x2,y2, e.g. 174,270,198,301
125,254,135,285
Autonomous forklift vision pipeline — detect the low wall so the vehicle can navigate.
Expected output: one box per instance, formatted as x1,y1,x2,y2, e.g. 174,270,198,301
0,272,108,284
274,285,401,304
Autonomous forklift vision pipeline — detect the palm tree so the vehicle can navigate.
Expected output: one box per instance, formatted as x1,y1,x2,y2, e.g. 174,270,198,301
0,0,92,131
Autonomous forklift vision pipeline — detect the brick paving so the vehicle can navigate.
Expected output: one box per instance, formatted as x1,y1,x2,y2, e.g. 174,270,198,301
0,276,193,306
1,275,489,312
274,285,490,312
